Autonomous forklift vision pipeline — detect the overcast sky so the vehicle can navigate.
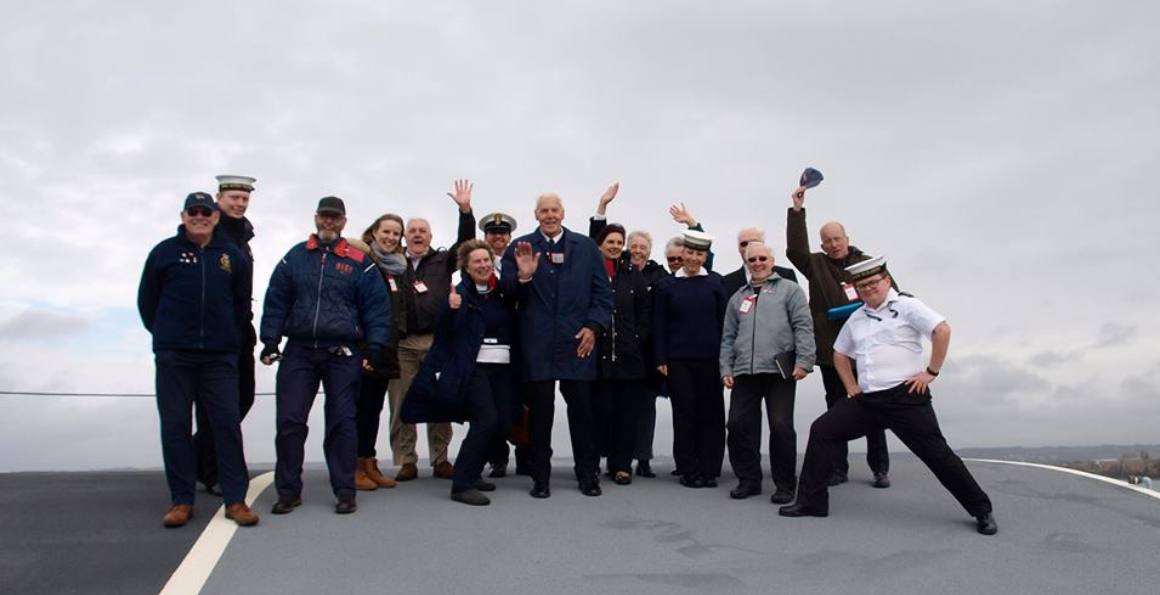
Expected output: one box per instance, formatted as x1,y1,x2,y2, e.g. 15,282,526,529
1,1,1157,472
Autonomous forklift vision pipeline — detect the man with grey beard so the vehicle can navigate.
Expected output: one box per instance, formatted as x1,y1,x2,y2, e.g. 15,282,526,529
259,196,392,515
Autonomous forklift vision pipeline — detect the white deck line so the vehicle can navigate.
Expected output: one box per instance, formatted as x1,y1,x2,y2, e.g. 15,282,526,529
966,458,1160,501
157,471,275,595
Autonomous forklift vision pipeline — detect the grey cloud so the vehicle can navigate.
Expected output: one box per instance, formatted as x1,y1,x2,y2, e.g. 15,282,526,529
1093,323,1136,349
0,309,90,340
1027,350,1081,368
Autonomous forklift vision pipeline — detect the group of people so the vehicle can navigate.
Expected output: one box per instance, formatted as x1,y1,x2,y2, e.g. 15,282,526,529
137,174,997,536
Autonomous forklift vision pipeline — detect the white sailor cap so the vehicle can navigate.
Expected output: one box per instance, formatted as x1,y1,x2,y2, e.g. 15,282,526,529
479,212,517,234
845,255,888,280
216,175,257,192
682,229,714,251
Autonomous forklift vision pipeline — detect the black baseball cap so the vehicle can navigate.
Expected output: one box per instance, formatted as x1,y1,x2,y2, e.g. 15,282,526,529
316,196,346,216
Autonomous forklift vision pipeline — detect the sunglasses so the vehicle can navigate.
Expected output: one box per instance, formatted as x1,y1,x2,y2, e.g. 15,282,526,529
746,256,769,263
186,207,214,218
667,256,684,263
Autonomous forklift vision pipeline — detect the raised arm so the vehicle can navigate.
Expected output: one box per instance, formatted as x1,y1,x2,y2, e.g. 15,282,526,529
785,186,814,279
446,179,477,274
669,202,715,270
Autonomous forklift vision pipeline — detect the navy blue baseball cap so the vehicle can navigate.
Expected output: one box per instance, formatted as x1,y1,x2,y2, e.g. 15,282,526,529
800,167,824,189
316,196,346,216
183,192,219,212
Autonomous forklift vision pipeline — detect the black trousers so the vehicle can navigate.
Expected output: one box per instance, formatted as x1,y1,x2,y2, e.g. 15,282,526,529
525,379,597,486
727,373,797,491
820,364,889,476
796,384,992,516
593,379,648,475
194,344,255,489
453,364,515,493
633,393,658,461
356,374,390,457
667,359,725,478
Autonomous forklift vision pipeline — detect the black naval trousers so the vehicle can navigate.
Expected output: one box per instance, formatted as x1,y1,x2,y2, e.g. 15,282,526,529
667,359,726,479
796,383,992,516
194,329,256,490
452,364,515,493
525,380,598,486
819,364,889,478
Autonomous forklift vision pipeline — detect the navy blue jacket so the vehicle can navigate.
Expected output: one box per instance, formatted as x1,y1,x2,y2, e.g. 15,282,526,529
260,236,391,350
403,277,517,424
138,226,251,353
501,227,613,382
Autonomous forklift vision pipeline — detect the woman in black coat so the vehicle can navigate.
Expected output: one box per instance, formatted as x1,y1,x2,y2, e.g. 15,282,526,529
402,240,518,505
353,214,408,491
589,223,652,485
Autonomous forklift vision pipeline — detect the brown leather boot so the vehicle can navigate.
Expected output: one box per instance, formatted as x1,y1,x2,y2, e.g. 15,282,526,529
366,458,397,488
355,457,378,491
163,504,194,528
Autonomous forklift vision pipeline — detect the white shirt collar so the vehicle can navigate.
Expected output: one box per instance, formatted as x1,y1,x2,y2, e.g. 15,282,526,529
676,267,708,278
541,229,564,243
865,288,901,312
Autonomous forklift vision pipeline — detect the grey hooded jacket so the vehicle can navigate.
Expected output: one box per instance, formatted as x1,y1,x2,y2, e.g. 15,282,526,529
720,275,816,378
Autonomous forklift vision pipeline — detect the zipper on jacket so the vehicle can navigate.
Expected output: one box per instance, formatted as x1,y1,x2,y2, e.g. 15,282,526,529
199,245,206,349
749,288,757,376
312,252,327,347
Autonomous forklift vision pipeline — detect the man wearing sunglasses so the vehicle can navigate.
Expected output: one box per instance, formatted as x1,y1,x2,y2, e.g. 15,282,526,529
786,185,892,489
779,257,997,536
720,242,814,503
137,192,258,528
721,228,797,299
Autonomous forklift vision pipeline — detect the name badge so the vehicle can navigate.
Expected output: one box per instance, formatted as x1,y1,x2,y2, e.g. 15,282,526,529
413,281,429,294
842,282,857,301
739,295,755,314
388,276,398,292
551,253,565,264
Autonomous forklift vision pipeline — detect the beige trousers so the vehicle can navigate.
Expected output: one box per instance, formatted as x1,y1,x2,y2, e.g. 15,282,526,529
390,333,453,465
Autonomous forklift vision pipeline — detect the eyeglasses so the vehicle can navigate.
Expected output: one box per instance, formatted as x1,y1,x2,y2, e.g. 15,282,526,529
746,256,769,263
854,277,886,292
667,256,683,263
186,207,214,218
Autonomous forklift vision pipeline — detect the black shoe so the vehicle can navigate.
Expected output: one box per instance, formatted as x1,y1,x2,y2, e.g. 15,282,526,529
976,513,998,535
530,483,551,499
580,481,603,497
770,488,795,504
778,503,828,518
872,472,891,489
729,482,762,499
335,496,357,514
475,479,497,492
635,460,656,478
202,482,223,497
671,468,683,476
451,489,491,506
827,472,848,487
679,473,705,489
488,465,507,479
271,496,302,515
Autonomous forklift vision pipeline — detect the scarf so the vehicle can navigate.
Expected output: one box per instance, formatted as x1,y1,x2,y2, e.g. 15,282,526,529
371,243,407,276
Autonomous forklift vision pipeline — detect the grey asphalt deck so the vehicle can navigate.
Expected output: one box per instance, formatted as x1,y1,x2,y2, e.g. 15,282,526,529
194,460,1159,595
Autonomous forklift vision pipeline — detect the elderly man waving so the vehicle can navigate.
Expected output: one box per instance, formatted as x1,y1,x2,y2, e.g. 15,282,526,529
720,242,815,504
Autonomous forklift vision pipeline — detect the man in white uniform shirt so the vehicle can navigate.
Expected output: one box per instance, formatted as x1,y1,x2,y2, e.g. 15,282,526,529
778,257,997,536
